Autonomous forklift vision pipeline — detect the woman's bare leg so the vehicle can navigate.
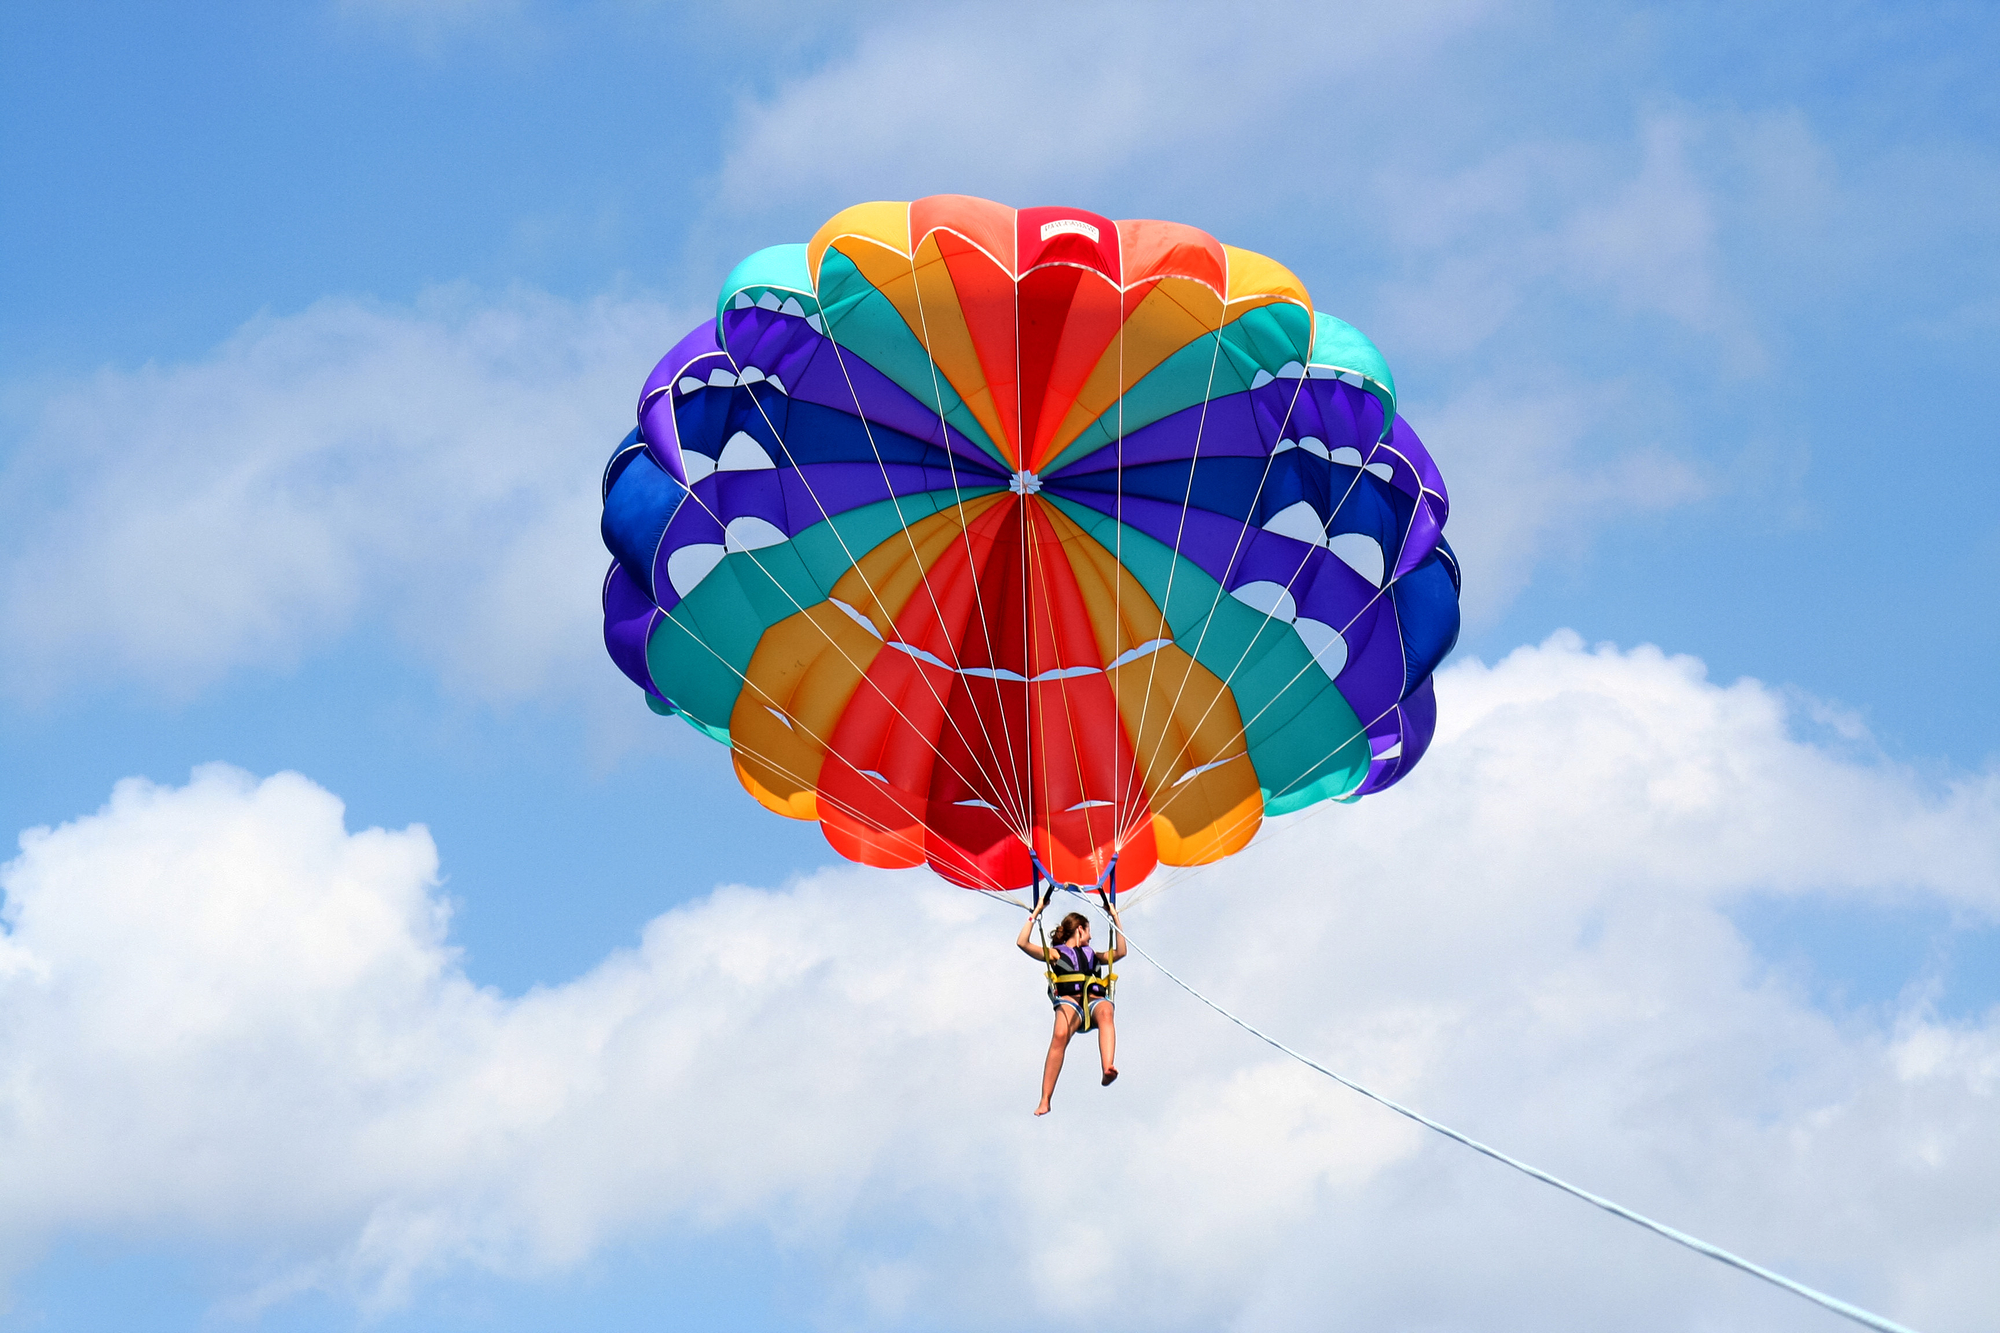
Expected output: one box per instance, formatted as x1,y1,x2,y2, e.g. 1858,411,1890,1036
1095,1001,1118,1084
1035,1007,1078,1115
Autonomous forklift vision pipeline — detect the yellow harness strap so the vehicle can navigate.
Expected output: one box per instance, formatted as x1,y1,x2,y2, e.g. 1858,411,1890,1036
1045,968,1118,1031
1035,876,1118,1033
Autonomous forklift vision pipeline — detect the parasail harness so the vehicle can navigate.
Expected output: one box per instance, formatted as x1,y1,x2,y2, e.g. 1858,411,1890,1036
1030,854,1120,1033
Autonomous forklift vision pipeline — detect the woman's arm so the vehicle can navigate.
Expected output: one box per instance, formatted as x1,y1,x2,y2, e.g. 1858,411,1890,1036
1016,904,1051,961
1108,906,1128,961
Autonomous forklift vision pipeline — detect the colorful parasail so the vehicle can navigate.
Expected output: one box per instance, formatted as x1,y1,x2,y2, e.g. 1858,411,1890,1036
600,196,1460,892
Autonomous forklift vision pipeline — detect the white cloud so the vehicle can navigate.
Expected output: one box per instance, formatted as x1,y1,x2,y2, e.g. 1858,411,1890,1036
707,8,1801,634
1561,116,1766,369
0,30,1804,719
1367,109,1776,372
710,0,1495,219
1413,379,1706,620
0,264,1696,718
0,287,687,706
3,635,1997,1328
711,3,1760,367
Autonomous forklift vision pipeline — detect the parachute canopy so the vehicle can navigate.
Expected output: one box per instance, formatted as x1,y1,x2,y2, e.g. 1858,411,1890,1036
601,196,1459,891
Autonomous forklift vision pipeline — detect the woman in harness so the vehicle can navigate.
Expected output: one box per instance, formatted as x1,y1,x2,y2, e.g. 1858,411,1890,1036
1017,892,1125,1115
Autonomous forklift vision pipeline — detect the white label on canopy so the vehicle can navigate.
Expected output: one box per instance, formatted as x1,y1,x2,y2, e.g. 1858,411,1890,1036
1039,218,1101,243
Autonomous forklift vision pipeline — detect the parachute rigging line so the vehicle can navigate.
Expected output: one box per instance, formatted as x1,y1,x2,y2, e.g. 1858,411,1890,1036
811,308,1035,831
651,495,1023,838
1123,334,1315,845
905,246,1034,830
1109,917,1924,1333
1118,312,1230,843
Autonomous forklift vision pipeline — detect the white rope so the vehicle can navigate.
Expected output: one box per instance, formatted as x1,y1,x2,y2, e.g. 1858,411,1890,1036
1121,345,1314,839
807,317,1034,832
1110,921,1925,1333
906,250,1034,830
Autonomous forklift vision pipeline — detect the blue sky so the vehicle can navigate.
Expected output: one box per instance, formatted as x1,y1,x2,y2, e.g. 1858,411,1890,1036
2,3,1998,1330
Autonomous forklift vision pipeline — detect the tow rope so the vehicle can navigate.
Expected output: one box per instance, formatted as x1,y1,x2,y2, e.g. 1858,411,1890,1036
1113,925,1922,1333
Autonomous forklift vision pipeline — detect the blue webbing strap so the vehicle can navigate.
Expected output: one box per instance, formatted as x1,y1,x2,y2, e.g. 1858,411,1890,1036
1095,856,1119,959
1030,854,1120,1031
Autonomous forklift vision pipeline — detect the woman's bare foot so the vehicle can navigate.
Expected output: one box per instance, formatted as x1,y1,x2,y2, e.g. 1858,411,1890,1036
1034,1102,1052,1116
1101,1068,1118,1086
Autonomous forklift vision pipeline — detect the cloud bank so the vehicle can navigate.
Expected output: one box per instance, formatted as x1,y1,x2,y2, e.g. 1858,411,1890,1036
3,634,1996,1330
0,3,1795,712
7,1,1849,713
0,287,683,706
0,235,1707,717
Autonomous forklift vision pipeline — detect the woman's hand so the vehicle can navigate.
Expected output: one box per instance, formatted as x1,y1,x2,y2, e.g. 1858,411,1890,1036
1016,905,1050,960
